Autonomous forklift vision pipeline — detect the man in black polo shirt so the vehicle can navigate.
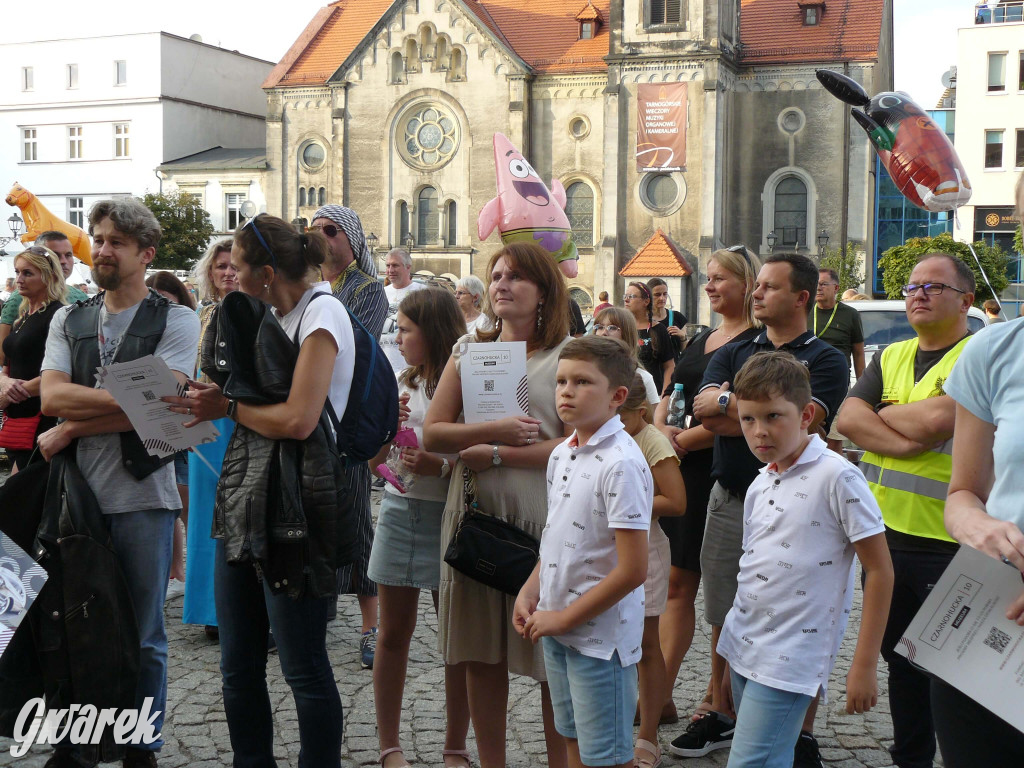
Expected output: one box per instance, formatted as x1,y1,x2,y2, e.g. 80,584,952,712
668,253,848,766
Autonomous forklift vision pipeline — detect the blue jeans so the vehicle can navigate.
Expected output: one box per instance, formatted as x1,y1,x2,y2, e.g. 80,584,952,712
214,541,343,768
107,508,177,751
727,671,813,768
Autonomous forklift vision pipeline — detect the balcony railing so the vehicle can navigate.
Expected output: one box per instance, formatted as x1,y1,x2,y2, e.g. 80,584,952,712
975,2,1024,24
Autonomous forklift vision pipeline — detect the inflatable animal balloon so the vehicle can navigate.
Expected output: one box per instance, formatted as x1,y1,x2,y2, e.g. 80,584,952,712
5,183,93,266
477,134,579,279
816,70,971,212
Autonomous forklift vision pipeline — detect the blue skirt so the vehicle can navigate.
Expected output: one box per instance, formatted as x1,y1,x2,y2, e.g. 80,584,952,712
183,417,233,626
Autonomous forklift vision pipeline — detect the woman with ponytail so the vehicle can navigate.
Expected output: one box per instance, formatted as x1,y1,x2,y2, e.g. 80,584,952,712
625,281,675,391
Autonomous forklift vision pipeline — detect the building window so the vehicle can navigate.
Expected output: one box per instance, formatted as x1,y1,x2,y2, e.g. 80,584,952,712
225,193,244,230
318,187,326,206
773,177,808,246
114,123,130,157
803,6,820,25
22,128,37,161
581,21,596,39
397,103,460,171
640,173,684,213
1016,129,1024,168
299,188,307,207
446,200,457,246
390,51,405,84
22,67,33,91
1019,51,1024,90
398,201,410,244
986,130,1004,168
115,60,127,86
989,53,1006,92
300,141,326,171
67,64,78,89
417,187,439,245
448,48,466,81
68,126,83,160
68,197,84,228
648,0,683,26
566,182,594,247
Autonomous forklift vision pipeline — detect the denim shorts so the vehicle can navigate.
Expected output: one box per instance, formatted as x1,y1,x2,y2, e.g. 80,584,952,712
367,493,445,590
173,451,189,486
542,637,637,767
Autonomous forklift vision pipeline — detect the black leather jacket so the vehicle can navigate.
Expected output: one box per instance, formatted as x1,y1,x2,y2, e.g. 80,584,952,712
202,292,356,599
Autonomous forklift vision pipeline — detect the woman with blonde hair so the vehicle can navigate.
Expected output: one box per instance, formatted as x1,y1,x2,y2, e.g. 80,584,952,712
655,245,762,729
0,246,66,469
191,237,237,306
455,274,491,335
424,241,572,768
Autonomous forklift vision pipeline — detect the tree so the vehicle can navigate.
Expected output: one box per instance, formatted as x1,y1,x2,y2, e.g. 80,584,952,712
141,191,215,271
818,242,865,293
877,233,1008,305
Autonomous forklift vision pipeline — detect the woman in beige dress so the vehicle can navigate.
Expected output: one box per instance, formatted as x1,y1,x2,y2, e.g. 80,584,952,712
424,242,572,768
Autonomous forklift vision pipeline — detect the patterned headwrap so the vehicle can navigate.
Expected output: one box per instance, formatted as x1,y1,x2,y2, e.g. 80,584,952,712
312,205,376,277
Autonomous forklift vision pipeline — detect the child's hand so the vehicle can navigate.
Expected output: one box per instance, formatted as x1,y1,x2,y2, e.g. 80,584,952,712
398,393,412,423
512,591,538,637
845,663,878,714
400,447,439,476
522,610,568,644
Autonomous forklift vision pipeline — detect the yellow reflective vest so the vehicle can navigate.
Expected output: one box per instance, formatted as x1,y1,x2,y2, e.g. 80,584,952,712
860,336,970,543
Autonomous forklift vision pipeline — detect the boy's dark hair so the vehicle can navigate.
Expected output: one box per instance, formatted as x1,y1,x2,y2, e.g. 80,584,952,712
983,298,1001,314
917,252,976,295
559,336,637,390
819,267,840,285
765,252,819,297
733,351,811,410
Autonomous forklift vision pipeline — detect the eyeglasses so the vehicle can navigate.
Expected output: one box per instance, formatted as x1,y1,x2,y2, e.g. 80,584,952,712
817,282,838,287
593,324,621,333
242,215,278,272
307,223,339,238
901,283,966,297
623,294,640,301
454,290,471,297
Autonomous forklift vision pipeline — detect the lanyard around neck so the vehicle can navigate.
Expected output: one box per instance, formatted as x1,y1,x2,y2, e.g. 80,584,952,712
814,302,838,337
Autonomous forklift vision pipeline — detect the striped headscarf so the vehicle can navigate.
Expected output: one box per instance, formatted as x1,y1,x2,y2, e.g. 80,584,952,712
312,205,376,277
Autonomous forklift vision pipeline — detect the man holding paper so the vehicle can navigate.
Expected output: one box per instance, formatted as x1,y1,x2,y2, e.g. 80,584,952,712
37,198,199,768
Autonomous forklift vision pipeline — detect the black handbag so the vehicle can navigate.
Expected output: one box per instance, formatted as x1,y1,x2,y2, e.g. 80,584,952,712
443,467,540,595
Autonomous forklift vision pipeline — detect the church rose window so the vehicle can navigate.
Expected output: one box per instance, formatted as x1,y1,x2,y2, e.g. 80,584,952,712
398,104,460,170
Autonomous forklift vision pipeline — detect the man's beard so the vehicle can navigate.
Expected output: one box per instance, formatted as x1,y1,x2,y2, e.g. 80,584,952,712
92,264,121,290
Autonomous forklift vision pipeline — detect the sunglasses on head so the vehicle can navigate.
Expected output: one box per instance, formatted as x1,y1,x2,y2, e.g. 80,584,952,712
307,223,340,239
242,215,278,272
726,244,754,270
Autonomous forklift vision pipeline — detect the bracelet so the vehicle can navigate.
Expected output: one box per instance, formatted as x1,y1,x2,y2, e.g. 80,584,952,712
226,398,238,420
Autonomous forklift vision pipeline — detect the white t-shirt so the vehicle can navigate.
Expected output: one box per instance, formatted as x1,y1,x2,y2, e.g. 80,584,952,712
385,380,458,502
539,415,653,666
638,367,660,405
465,312,493,336
381,281,427,375
717,435,885,698
274,283,355,421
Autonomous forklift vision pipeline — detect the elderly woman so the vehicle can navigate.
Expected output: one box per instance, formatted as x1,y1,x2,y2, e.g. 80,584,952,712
424,242,571,768
0,246,66,470
454,274,491,334
182,239,236,637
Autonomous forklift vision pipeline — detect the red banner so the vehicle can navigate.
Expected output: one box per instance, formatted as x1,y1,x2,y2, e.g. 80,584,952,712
636,83,687,173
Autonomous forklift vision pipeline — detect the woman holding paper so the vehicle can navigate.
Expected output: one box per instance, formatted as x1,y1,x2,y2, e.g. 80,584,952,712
424,242,572,768
940,173,1024,767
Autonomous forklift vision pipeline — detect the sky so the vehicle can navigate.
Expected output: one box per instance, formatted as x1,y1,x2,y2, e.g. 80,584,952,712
4,0,974,107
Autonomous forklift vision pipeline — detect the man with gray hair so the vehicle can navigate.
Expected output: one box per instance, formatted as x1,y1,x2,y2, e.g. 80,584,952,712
380,247,426,375
38,199,199,768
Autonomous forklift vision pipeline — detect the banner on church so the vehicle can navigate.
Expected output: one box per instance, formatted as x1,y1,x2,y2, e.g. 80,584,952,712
636,83,688,173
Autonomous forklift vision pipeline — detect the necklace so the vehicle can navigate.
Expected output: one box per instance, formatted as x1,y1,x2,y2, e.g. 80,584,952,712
717,323,746,341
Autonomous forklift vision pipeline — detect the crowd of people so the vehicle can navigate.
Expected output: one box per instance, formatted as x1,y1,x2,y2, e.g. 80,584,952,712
1,174,1022,768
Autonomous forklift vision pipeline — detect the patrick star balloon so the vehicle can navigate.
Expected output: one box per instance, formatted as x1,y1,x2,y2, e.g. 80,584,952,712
477,134,579,278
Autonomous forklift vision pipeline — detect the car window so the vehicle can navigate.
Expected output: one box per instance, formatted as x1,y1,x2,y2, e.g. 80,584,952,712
966,315,986,334
860,311,915,349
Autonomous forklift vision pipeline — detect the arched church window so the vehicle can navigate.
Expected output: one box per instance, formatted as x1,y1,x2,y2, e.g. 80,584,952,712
435,37,449,69
405,38,419,72
308,187,317,206
298,188,306,207
318,187,326,206
446,200,457,246
418,187,439,245
448,48,466,82
773,177,807,247
420,26,434,59
398,201,410,245
397,103,460,170
390,51,405,84
565,182,594,247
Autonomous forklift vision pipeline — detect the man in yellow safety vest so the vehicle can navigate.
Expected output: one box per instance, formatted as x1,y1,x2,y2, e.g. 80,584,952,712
837,252,976,768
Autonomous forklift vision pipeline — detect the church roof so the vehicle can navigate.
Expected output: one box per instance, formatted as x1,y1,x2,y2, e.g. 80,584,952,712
619,229,692,277
575,1,604,23
739,0,884,65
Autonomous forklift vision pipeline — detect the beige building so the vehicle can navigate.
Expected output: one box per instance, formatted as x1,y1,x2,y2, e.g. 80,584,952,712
260,0,892,322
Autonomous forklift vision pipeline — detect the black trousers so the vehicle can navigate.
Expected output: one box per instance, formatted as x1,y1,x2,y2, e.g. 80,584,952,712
932,676,1024,768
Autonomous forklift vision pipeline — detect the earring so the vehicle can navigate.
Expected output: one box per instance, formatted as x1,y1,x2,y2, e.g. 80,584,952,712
536,302,544,331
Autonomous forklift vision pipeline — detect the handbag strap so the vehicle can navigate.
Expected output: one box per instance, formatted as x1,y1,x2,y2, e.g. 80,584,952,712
462,465,477,514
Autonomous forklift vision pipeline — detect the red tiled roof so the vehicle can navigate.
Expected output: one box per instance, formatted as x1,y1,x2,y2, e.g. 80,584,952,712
619,229,692,277
575,1,603,22
739,0,882,65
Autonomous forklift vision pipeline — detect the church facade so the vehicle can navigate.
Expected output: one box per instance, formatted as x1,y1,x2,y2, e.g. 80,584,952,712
260,0,892,321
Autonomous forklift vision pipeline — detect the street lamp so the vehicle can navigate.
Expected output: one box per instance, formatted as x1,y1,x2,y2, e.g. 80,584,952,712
366,232,379,251
766,230,778,252
817,229,830,250
8,212,23,239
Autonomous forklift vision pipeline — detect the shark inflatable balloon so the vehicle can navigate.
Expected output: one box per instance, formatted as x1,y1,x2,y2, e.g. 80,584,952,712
477,134,579,279
816,70,971,212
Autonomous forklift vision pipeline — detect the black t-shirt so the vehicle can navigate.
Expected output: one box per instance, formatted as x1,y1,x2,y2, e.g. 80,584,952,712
700,330,850,494
1,301,62,418
808,301,863,364
568,298,586,336
656,309,688,359
638,322,674,384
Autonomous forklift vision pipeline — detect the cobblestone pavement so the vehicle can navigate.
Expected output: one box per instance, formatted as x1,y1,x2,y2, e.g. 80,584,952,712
1,484,907,768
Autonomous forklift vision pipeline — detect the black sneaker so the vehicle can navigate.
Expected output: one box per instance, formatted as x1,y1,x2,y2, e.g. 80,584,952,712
668,711,735,757
123,748,158,768
793,731,823,768
43,751,82,768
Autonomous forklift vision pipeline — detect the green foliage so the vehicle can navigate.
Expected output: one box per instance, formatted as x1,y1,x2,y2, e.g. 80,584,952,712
141,191,215,271
818,243,865,293
877,233,1008,305
1014,225,1022,256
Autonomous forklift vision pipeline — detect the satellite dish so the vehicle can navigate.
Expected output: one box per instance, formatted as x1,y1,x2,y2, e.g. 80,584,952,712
240,200,258,219
940,66,957,89
189,34,203,43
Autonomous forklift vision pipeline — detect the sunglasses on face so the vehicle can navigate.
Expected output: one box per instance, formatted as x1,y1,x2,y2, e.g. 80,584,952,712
307,223,340,238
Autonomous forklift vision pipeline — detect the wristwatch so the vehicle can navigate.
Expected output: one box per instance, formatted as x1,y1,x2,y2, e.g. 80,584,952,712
717,391,732,415
491,445,502,466
439,457,451,478
226,398,239,421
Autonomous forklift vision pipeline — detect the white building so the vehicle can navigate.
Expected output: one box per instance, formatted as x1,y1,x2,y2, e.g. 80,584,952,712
0,32,273,229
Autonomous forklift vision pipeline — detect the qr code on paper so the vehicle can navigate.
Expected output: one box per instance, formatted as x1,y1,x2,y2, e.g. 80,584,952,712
484,380,494,392
983,626,1010,654
141,390,157,402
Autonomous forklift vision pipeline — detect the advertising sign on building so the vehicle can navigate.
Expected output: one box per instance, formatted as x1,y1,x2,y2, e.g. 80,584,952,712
973,206,1020,233
636,83,688,173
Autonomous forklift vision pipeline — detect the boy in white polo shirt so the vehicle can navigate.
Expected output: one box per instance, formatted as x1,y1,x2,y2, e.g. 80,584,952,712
514,336,653,768
719,351,893,768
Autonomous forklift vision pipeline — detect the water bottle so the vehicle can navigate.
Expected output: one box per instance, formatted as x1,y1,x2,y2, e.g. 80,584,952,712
666,383,687,428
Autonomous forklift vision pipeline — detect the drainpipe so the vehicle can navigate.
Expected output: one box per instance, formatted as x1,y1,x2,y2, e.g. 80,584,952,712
154,169,164,195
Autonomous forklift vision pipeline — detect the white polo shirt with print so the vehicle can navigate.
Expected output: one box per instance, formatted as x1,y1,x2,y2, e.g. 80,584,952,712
717,435,885,698
538,415,653,667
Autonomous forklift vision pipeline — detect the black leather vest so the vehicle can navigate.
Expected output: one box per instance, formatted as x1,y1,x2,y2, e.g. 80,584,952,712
65,290,173,480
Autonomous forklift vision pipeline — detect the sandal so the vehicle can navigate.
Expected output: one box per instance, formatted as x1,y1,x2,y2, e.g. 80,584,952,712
442,748,471,768
691,692,714,722
634,738,662,768
380,747,410,767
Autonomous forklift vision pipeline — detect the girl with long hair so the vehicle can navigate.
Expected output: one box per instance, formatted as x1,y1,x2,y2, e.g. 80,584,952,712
625,281,674,391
